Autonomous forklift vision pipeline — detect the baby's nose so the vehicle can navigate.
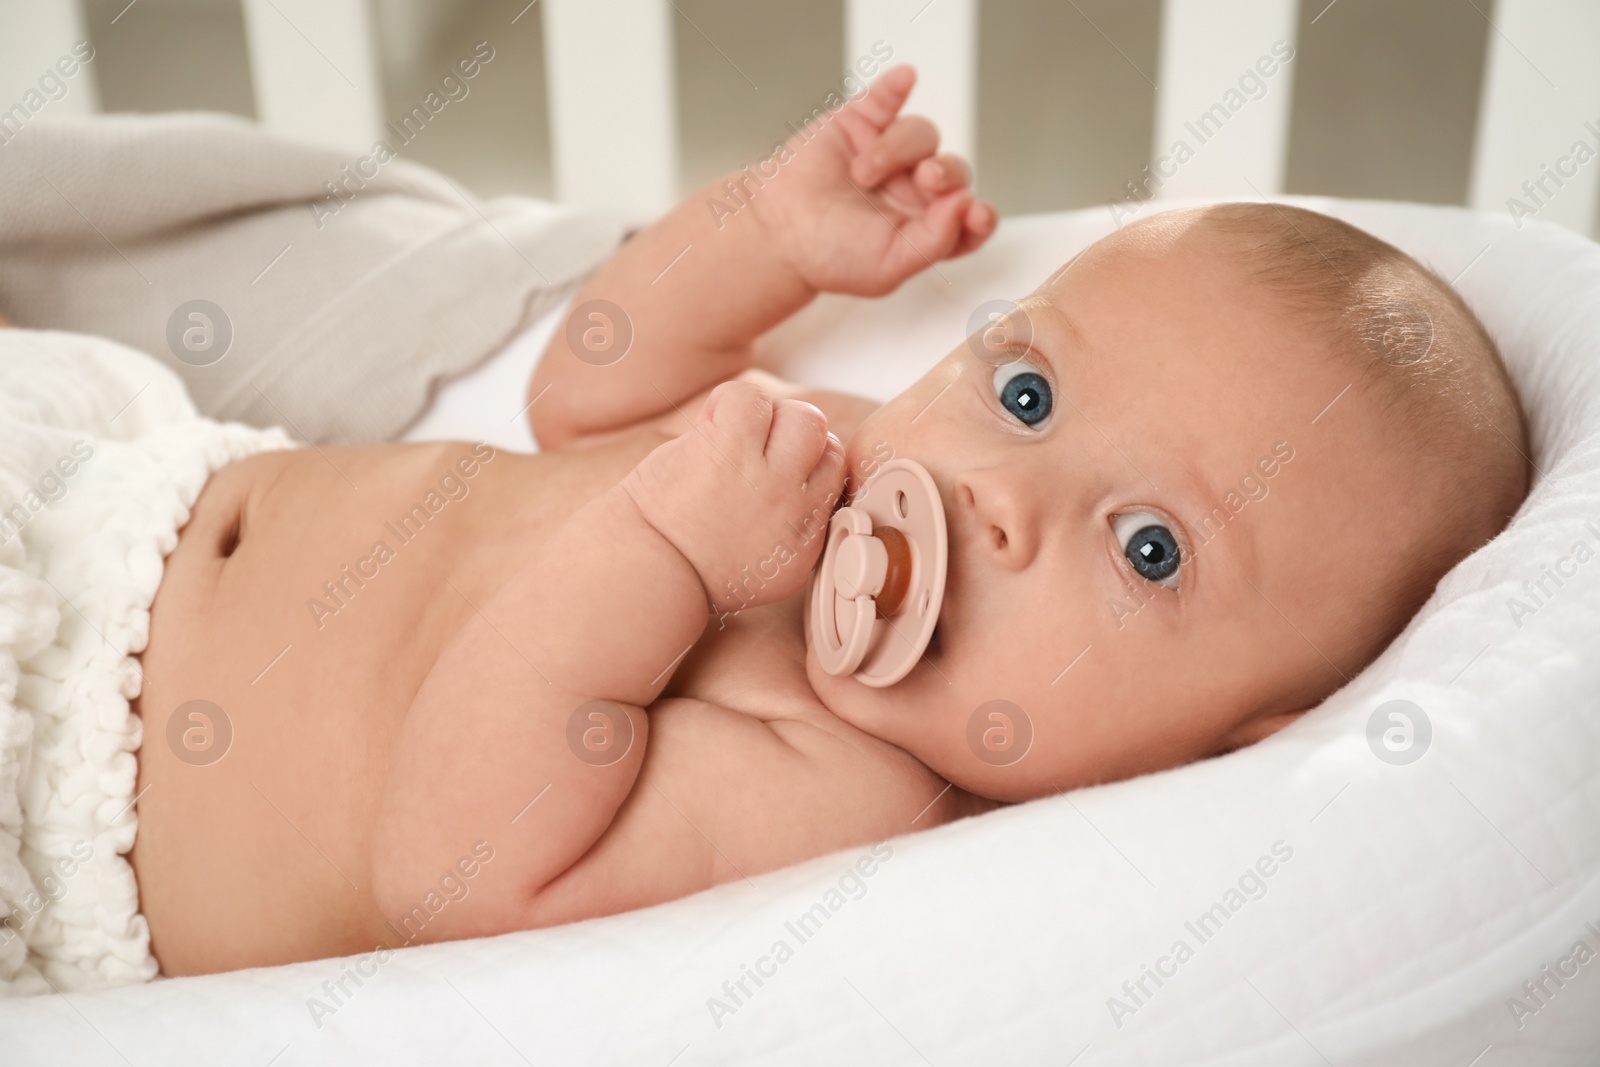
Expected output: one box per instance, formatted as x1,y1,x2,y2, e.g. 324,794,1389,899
954,473,1037,570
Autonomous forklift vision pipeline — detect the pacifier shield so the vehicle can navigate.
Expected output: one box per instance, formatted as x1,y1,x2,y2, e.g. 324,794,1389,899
809,459,948,687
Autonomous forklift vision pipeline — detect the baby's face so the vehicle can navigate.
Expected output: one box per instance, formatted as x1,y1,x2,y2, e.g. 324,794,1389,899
807,217,1424,801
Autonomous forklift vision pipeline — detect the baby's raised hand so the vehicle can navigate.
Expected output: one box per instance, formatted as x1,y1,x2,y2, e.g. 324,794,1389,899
748,65,997,297
623,380,847,614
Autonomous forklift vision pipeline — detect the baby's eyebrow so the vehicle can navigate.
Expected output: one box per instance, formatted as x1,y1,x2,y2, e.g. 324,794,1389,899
1025,298,1079,349
1041,251,1085,290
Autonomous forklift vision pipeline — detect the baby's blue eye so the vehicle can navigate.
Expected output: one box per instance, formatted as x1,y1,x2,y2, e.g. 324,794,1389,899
990,361,1053,427
1112,511,1182,588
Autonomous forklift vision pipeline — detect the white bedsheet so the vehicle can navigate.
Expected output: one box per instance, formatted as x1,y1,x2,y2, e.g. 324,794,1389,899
5,200,1599,1066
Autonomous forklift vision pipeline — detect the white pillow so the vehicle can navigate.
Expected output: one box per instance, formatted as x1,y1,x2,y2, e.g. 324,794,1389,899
6,200,1598,1065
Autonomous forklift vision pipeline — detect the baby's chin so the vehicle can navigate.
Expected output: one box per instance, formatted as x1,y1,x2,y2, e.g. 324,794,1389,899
803,646,874,730
806,648,1086,802
803,647,972,780
799,588,1051,798
803,647,928,751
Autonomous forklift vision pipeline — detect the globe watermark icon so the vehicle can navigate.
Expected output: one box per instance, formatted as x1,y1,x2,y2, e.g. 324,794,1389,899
966,699,1033,767
565,299,633,367
166,300,233,367
1366,699,1431,765
965,299,1034,367
166,699,233,766
566,699,635,766
1363,299,1434,367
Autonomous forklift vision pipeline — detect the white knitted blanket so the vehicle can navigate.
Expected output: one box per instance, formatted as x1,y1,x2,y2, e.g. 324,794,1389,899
0,329,291,995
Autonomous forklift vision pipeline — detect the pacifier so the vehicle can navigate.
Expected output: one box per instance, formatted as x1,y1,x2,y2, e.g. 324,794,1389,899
808,458,948,687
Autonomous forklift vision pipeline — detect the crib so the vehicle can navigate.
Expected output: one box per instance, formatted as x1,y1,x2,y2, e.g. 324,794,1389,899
3,0,1598,236
6,3,1600,1065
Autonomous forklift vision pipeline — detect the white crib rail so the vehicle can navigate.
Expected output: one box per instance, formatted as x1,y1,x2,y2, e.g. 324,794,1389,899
846,0,976,165
1467,0,1600,237
0,0,99,117
1151,0,1299,201
6,0,1599,237
239,0,384,153
542,0,679,217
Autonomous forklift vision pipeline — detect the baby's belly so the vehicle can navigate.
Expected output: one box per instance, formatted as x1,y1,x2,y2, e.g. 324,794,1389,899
131,439,637,974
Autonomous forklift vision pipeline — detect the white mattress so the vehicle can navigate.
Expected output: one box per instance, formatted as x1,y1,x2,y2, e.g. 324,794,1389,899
5,200,1599,1066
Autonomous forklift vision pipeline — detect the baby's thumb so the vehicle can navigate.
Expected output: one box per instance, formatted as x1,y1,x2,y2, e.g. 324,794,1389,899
916,191,975,264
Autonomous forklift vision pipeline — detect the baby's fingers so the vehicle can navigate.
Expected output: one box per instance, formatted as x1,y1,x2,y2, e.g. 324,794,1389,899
797,432,846,535
699,379,775,464
952,199,998,257
914,154,972,196
904,189,976,265
851,114,939,188
765,398,832,484
798,442,846,559
840,65,917,142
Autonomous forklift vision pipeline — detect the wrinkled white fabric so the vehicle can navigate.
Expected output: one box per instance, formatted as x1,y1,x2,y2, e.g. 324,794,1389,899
0,330,291,996
0,113,626,445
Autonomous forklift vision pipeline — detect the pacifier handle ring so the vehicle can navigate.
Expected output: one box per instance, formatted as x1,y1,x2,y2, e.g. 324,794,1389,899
814,510,877,676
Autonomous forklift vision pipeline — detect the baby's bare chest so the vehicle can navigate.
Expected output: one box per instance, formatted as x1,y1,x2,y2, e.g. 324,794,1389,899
134,432,890,970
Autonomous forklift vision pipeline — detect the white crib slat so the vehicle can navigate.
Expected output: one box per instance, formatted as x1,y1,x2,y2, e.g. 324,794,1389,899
1151,0,1298,201
0,0,98,120
1468,0,1600,239
542,0,678,218
241,0,383,153
846,0,975,164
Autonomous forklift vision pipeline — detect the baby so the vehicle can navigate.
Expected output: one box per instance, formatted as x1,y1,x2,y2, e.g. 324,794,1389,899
25,67,1526,982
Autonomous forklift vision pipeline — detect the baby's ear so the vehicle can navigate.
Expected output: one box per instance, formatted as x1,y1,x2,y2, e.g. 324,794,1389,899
1211,707,1306,756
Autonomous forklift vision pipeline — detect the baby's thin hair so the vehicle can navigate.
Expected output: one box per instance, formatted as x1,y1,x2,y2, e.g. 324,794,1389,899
1192,202,1530,661
1203,204,1526,476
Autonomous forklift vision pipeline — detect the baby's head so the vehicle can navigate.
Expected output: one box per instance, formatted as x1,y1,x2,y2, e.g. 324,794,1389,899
809,203,1528,801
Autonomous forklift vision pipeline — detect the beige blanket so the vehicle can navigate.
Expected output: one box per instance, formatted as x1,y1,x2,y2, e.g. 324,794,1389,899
0,113,624,444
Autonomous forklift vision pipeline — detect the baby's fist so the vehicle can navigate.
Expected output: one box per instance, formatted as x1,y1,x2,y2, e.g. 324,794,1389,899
624,380,846,614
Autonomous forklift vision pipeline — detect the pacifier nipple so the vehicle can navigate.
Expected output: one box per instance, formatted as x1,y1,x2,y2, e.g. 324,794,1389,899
809,459,948,687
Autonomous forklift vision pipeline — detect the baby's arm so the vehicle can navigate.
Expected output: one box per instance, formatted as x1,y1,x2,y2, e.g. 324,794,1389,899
371,381,843,942
528,66,994,449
